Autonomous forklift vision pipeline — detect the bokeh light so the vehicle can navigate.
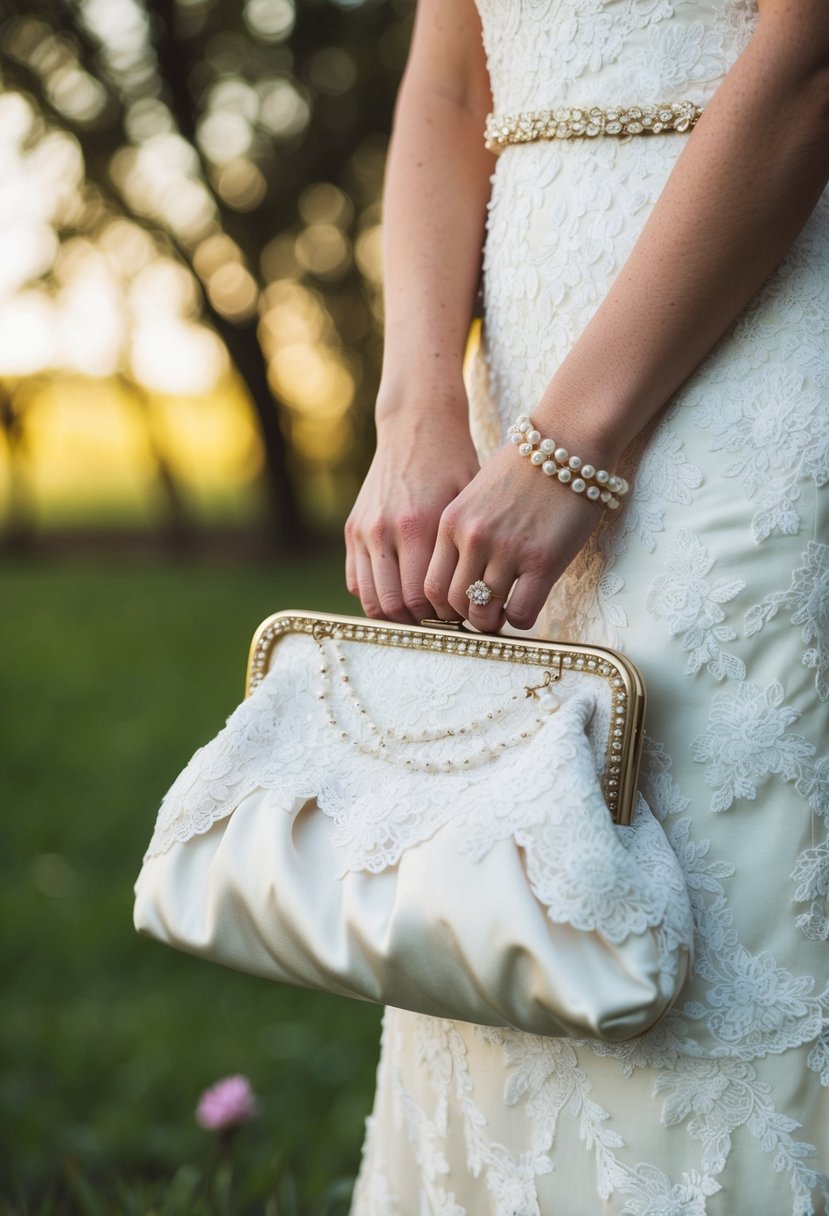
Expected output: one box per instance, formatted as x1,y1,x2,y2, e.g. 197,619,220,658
0,0,414,541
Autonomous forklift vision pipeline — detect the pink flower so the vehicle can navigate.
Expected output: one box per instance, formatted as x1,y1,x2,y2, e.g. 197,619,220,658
195,1075,258,1131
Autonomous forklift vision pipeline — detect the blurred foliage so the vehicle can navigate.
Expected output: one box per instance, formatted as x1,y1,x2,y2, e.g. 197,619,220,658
0,0,416,548
0,559,382,1210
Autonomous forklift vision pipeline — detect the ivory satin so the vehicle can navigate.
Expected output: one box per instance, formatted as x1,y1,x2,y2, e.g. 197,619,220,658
134,634,693,1043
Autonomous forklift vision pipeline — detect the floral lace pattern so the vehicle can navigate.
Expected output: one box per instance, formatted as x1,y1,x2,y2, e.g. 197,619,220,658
690,681,816,815
646,529,746,681
146,634,693,972
745,542,829,702
687,364,829,544
350,0,829,1201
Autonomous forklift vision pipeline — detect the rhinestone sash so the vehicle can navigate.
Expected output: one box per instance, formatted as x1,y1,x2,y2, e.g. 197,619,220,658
484,100,704,154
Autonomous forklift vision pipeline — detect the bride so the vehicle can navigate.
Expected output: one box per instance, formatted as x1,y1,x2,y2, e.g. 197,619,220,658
345,1,829,1212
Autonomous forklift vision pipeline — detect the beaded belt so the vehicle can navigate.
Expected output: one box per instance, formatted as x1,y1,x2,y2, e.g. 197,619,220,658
484,100,704,154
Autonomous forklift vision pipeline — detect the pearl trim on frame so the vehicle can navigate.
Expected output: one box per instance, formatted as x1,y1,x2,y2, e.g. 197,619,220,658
244,612,643,824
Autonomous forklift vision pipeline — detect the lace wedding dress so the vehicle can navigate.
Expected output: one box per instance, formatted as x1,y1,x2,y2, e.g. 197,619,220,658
350,1,829,1213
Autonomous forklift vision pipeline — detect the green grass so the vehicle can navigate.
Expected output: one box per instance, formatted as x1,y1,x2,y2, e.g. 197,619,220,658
0,556,382,1212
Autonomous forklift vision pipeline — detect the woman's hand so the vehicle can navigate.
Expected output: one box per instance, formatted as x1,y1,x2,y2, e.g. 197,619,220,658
424,437,608,634
345,388,480,624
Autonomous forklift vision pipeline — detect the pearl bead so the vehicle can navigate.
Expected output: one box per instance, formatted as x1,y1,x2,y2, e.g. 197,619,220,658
508,413,632,512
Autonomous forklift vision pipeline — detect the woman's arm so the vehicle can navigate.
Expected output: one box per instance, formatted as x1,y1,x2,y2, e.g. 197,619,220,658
344,0,495,624
425,0,829,633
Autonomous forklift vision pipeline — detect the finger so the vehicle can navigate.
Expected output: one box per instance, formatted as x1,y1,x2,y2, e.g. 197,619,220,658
369,540,416,624
345,537,359,601
504,570,554,632
423,528,462,622
449,563,514,634
354,544,383,619
397,522,442,622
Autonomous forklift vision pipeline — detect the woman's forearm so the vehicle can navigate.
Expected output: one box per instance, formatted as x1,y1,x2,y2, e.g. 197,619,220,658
377,74,495,420
534,10,829,459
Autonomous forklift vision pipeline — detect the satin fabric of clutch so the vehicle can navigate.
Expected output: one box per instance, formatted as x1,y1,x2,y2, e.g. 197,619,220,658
134,614,694,1041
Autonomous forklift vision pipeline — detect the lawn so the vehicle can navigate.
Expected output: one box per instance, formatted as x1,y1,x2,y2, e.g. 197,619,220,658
0,555,383,1213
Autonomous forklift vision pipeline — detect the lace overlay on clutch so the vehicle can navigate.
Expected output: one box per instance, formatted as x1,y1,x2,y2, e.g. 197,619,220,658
143,624,692,962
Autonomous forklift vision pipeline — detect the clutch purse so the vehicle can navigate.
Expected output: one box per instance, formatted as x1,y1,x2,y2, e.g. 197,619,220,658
134,610,693,1041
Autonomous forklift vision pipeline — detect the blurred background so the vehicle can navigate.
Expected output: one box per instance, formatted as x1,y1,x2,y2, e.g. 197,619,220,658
0,0,421,554
0,0,442,1211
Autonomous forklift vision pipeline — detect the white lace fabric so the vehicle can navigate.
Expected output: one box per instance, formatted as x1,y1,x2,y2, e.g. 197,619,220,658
347,0,829,1211
144,633,688,957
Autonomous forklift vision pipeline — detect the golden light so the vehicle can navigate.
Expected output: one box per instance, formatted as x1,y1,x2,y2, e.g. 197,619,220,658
128,259,201,319
125,98,175,142
0,222,57,297
53,236,104,283
216,158,267,210
355,223,383,283
0,289,56,376
294,224,351,278
269,343,354,421
130,321,227,395
259,280,327,342
55,259,124,376
99,220,156,279
197,78,261,166
47,64,107,123
82,0,151,64
153,384,263,499
193,234,245,281
127,255,229,394
27,130,85,217
244,0,295,42
0,91,34,143
259,279,355,464
198,110,252,165
258,77,310,138
110,135,215,240
298,181,354,228
209,78,260,122
24,378,157,521
16,374,262,525
206,263,259,321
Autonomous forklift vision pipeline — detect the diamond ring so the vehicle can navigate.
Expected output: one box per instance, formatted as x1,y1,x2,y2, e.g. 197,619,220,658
466,580,499,607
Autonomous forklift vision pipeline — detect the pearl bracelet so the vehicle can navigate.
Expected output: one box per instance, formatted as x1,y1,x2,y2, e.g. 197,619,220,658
507,415,630,509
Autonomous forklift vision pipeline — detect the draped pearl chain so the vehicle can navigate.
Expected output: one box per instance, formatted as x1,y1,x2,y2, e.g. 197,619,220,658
314,634,562,774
